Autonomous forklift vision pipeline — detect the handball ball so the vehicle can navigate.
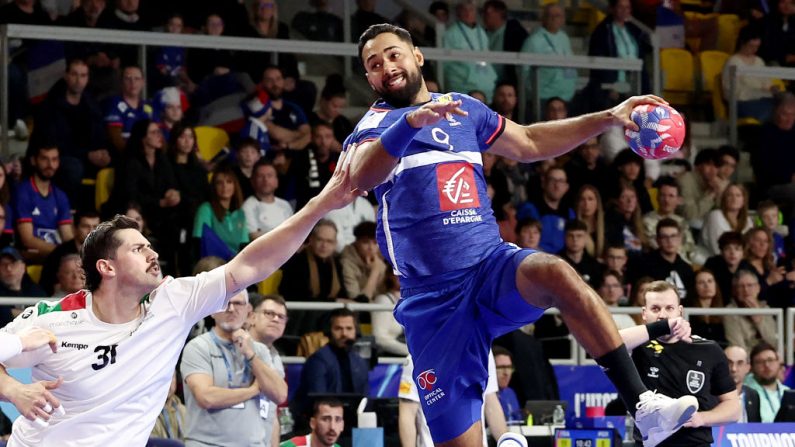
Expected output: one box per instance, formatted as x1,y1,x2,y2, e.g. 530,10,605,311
624,104,686,160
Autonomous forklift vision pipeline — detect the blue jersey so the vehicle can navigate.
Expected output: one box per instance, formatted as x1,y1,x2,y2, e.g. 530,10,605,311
345,93,506,283
13,177,72,244
103,96,153,139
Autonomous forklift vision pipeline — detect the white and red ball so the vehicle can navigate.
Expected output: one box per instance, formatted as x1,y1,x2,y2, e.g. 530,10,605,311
624,104,686,160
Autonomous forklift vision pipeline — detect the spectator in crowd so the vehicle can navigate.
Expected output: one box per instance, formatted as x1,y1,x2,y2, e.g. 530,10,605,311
108,119,180,269
52,253,84,298
193,164,248,258
187,13,237,84
372,269,407,356
679,148,727,226
279,220,348,334
598,269,635,329
232,138,262,199
565,137,609,199
61,0,104,28
430,0,449,24
494,155,528,206
242,160,293,241
704,232,753,301
574,185,605,257
760,0,795,67
517,166,574,254
14,143,73,262
351,0,390,42
559,219,603,288
744,227,783,290
97,0,147,31
325,196,376,253
723,26,777,123
482,0,528,85
340,221,386,303
40,210,100,296
182,289,286,447
153,86,186,142
247,294,290,446
289,123,339,210
484,151,511,210
724,345,761,423
242,0,297,87
0,247,46,325
282,398,344,447
309,74,353,152
685,269,727,345
757,200,788,262
492,346,523,423
103,65,152,152
521,3,576,104
167,123,209,275
262,65,311,151
240,87,273,156
724,270,778,352
629,277,654,324
34,57,110,204
702,184,754,255
604,243,629,276
291,0,344,42
586,0,650,109
643,177,697,263
630,218,695,300
605,184,648,258
443,0,498,102
515,218,542,250
150,372,187,443
754,93,795,211
151,13,193,93
718,145,740,182
60,0,118,100
604,149,653,214
490,82,519,121
292,308,369,426
544,96,568,121
745,342,790,423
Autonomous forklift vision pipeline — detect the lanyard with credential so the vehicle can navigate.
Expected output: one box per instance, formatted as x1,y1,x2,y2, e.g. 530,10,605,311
542,32,559,54
209,330,251,388
457,22,484,51
761,384,783,413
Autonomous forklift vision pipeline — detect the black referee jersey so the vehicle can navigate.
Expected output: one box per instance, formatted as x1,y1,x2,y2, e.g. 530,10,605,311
631,335,736,447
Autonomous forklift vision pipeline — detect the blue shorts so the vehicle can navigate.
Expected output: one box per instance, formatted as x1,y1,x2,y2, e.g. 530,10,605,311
394,243,546,442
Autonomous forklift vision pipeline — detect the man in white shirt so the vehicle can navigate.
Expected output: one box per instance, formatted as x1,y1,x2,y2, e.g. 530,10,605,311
242,160,294,240
0,151,362,447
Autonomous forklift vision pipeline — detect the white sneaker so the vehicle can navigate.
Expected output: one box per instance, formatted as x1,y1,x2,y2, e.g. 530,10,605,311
634,390,698,447
497,432,528,447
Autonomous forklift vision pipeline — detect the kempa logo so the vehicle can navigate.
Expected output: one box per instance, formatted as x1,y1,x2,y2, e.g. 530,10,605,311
61,341,89,351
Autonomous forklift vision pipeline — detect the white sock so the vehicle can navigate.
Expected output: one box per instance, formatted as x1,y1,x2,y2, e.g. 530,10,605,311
497,432,528,447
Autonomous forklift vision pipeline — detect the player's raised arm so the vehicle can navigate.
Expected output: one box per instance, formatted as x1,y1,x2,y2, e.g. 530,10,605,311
224,151,363,296
489,95,667,163
348,100,468,191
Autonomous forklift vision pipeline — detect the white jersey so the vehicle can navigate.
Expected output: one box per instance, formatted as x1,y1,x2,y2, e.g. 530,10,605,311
399,351,498,447
0,266,228,447
0,333,22,362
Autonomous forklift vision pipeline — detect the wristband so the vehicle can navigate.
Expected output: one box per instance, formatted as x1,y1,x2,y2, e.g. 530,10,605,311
379,114,420,159
646,319,671,340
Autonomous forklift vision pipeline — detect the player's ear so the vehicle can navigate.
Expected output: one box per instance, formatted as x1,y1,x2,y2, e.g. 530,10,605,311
96,259,114,278
414,47,424,67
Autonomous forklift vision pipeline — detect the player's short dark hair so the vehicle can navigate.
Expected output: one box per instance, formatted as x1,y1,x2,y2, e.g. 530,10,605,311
82,215,141,291
654,176,680,192
353,221,377,241
718,145,740,163
655,218,680,236
750,341,778,362
492,345,513,360
565,219,588,233
694,148,721,167
313,397,344,416
358,24,414,62
643,280,680,301
718,231,744,250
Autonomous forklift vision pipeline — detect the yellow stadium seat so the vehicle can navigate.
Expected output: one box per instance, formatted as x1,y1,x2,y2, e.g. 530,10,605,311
195,126,230,163
717,14,741,54
257,270,283,296
95,168,114,211
27,264,42,284
661,48,695,105
699,50,730,93
712,73,761,126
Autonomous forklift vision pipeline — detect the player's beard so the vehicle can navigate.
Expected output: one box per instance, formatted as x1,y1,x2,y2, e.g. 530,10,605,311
379,66,423,109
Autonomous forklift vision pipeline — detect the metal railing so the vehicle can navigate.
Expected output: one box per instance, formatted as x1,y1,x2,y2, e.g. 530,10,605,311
0,23,646,151
0,298,788,366
727,64,795,146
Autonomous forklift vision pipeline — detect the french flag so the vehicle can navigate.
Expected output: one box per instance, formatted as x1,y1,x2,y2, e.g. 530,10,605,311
27,40,66,105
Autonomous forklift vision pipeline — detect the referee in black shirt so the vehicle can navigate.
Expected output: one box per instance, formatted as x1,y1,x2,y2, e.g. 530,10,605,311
618,280,740,447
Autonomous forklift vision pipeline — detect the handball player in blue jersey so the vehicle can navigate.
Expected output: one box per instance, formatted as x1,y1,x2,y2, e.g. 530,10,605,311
345,24,698,447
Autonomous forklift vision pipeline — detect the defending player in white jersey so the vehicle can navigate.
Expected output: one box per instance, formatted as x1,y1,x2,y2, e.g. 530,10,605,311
0,151,363,447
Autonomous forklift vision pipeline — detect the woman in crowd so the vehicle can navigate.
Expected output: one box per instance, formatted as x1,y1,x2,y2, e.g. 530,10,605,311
744,227,784,292
685,269,727,345
605,184,648,258
702,183,753,255
193,165,248,258
722,26,777,122
575,185,605,257
372,269,408,356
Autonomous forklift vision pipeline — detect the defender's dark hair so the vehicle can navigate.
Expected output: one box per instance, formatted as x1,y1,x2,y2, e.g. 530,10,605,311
82,215,141,291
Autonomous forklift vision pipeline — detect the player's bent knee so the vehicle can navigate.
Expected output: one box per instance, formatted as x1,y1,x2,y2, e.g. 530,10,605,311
518,252,580,289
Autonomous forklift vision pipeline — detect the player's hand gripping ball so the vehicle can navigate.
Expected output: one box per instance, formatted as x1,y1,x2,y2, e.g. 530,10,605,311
624,104,686,160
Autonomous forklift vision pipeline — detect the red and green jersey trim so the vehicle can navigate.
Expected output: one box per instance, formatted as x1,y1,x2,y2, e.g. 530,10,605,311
36,290,88,316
